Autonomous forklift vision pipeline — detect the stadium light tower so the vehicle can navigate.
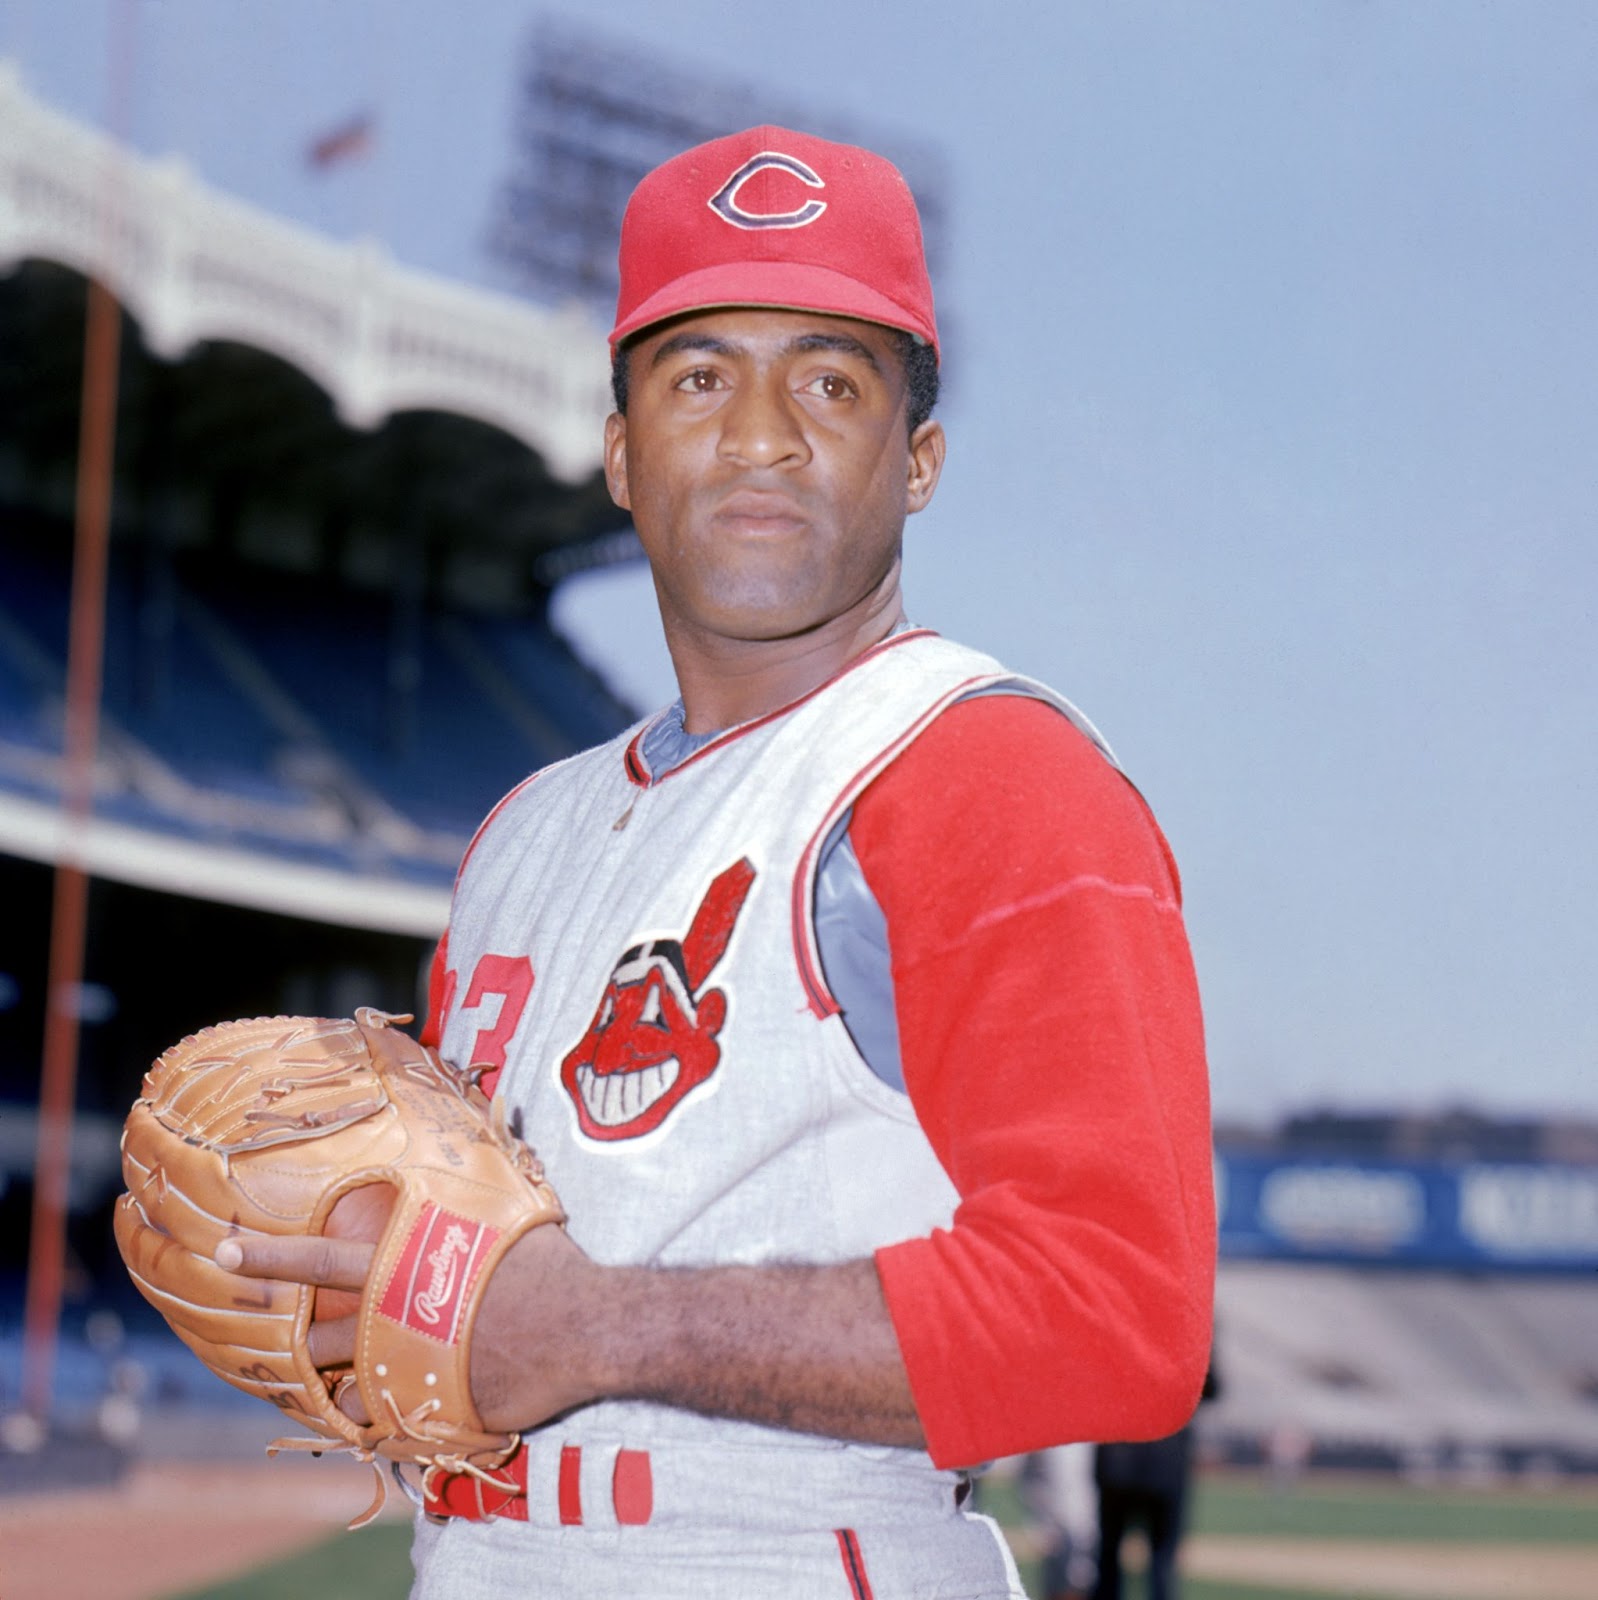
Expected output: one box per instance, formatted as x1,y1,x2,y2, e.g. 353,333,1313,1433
485,19,948,324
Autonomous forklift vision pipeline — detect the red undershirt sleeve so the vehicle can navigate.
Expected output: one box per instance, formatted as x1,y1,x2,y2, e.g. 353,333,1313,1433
860,695,1215,1469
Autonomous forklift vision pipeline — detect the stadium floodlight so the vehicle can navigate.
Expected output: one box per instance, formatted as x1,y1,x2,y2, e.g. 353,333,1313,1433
486,19,948,322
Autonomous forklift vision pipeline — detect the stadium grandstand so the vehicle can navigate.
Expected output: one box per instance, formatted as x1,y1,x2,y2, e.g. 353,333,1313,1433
1207,1117,1598,1479
0,62,638,1431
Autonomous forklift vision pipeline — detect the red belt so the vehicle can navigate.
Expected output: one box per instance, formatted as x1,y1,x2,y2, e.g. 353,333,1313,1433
426,1446,878,1596
424,1443,654,1526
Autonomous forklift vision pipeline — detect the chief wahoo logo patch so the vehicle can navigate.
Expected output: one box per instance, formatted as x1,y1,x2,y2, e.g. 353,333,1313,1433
560,858,755,1141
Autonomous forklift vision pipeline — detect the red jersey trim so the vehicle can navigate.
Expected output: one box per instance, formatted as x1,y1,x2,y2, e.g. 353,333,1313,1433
455,770,543,882
622,628,939,790
420,934,452,1048
791,673,1009,1019
425,771,543,1052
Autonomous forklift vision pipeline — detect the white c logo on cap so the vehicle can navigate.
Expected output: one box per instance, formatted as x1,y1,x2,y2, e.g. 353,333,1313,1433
707,152,827,230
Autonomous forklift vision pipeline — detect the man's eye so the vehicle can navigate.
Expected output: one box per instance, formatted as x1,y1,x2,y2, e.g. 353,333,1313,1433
803,373,856,400
673,368,724,393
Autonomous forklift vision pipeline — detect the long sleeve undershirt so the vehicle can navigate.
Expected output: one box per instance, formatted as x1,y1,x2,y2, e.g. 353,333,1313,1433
860,696,1214,1468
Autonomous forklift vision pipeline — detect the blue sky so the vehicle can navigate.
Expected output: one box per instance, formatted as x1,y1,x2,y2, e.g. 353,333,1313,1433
8,1,1596,1122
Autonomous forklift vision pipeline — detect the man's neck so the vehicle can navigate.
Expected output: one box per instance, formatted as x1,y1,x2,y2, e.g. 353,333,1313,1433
669,595,906,735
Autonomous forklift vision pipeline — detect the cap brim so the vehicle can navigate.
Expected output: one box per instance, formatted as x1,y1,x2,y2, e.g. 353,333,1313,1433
610,261,937,354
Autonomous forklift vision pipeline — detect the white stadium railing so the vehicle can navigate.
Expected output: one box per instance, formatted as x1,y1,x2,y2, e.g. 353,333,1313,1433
0,60,611,485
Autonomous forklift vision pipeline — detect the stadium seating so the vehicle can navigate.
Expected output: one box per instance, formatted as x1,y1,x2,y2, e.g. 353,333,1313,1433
1205,1261,1598,1474
0,517,637,887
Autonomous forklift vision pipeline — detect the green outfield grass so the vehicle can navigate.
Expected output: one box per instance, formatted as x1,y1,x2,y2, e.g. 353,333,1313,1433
171,1523,414,1600
170,1469,1598,1600
1192,1470,1598,1544
982,1468,1598,1600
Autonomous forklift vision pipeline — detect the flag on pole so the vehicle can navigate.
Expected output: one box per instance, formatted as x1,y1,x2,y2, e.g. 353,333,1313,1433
306,112,376,169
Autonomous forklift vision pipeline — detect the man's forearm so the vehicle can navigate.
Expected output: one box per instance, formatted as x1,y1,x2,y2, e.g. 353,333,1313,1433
470,1231,925,1446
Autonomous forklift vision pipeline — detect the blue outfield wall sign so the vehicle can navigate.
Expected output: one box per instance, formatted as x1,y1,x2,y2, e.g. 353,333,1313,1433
1214,1150,1598,1271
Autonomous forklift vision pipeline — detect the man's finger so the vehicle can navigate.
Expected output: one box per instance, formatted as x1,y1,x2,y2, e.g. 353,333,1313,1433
339,1381,373,1427
328,1371,374,1427
215,1232,374,1290
307,1314,358,1369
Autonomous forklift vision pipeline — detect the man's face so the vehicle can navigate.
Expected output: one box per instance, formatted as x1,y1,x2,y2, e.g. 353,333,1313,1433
603,309,944,649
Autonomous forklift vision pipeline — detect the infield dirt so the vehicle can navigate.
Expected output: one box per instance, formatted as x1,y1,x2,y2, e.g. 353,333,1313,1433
0,1457,407,1600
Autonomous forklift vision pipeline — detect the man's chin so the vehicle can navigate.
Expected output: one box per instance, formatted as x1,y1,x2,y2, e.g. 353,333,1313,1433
673,587,833,644
657,563,902,652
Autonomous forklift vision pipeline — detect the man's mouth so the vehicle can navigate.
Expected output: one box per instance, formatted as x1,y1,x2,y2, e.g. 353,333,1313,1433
713,491,808,535
573,1060,681,1127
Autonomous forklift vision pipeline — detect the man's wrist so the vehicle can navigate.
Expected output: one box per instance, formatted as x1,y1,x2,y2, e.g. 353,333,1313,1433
471,1225,609,1431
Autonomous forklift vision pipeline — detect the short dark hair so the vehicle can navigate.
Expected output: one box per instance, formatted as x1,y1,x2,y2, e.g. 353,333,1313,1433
610,327,940,434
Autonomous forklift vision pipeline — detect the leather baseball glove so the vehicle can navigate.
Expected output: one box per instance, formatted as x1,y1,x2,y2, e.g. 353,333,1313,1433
114,1008,564,1524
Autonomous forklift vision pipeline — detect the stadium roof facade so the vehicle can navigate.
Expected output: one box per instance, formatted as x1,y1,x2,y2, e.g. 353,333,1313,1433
0,62,612,482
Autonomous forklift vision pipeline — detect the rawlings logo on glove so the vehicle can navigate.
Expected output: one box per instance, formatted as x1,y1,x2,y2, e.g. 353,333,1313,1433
113,1008,564,1525
380,1206,499,1338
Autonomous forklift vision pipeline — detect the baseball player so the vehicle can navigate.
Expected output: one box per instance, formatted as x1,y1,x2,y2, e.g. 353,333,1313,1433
221,127,1215,1599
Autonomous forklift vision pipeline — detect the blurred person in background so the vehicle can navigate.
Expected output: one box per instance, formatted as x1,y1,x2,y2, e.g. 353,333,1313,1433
1021,1441,1100,1600
1092,1353,1221,1600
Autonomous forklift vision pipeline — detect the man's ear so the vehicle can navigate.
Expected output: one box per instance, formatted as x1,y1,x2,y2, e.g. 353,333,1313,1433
603,412,631,511
906,419,946,515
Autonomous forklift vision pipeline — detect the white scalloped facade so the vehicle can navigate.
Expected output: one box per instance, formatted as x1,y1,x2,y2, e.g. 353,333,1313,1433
0,61,611,484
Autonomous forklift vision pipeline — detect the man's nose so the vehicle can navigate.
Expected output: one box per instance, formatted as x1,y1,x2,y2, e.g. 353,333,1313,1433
717,373,811,468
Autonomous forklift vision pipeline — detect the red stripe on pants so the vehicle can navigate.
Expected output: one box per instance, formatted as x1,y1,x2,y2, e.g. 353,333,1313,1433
835,1528,875,1599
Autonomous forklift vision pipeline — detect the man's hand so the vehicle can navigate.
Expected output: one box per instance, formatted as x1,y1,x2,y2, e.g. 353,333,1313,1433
119,1008,569,1503
214,1184,604,1430
213,1185,388,1405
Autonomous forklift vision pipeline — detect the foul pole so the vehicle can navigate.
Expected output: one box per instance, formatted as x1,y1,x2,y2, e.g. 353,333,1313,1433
18,0,135,1424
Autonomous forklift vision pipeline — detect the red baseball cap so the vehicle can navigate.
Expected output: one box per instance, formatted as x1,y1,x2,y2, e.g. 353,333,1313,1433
610,126,938,358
